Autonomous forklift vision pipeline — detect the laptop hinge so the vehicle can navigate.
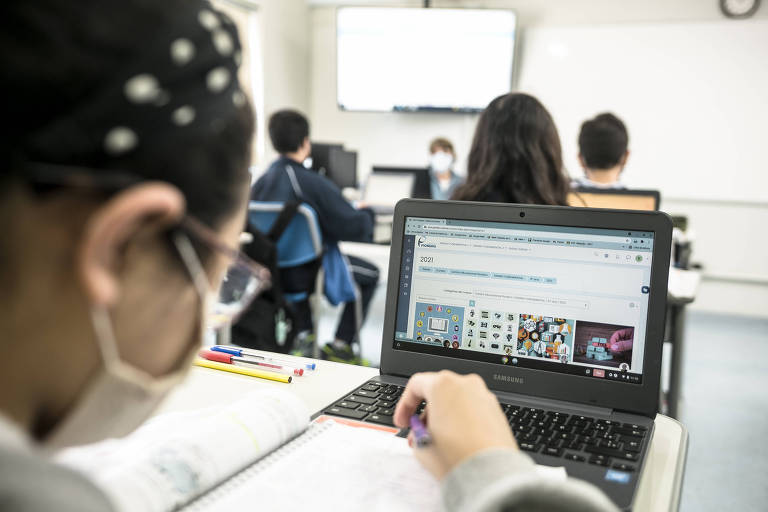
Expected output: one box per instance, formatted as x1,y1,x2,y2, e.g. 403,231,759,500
494,390,614,417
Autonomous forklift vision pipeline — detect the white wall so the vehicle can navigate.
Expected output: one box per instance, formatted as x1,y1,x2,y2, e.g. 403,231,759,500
305,1,768,318
244,0,311,168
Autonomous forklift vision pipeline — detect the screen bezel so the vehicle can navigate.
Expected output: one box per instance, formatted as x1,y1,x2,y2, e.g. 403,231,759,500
380,199,672,418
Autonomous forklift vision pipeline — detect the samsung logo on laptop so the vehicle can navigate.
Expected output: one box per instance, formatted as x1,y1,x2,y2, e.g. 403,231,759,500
493,374,524,385
417,236,437,248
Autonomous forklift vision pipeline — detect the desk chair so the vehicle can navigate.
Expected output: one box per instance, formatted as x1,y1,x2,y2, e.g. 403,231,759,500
247,202,324,357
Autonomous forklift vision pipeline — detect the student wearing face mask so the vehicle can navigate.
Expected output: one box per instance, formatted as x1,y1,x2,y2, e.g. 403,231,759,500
1,2,617,511
0,1,261,509
427,137,463,201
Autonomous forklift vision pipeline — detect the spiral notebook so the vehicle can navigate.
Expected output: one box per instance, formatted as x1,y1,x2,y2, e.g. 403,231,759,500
57,390,441,512
183,420,442,512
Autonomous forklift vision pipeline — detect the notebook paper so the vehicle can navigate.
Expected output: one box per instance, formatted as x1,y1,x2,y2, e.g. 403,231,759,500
56,390,309,512
184,420,443,512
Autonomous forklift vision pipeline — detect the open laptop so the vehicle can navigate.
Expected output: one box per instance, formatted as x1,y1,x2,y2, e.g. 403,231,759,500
568,188,661,211
362,172,416,214
317,199,671,511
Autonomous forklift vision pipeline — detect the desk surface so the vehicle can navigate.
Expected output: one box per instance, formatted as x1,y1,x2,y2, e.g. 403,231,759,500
157,352,688,512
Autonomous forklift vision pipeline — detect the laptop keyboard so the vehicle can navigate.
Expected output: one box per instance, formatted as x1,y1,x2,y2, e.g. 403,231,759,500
323,380,648,472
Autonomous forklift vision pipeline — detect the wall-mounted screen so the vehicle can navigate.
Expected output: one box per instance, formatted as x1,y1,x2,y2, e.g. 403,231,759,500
337,7,517,113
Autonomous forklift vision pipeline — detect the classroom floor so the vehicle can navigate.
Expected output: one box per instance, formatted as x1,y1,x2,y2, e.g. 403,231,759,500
317,294,768,511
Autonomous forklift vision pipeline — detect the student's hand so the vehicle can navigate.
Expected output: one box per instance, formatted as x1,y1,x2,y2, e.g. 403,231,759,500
393,371,517,480
608,328,634,353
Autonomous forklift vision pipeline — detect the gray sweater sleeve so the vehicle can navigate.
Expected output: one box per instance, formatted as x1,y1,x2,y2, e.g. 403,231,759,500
441,448,620,512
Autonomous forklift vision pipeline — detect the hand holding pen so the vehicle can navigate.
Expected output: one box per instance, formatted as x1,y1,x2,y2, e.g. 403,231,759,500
393,371,518,480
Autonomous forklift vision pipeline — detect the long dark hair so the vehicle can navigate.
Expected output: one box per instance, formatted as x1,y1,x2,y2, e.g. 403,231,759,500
452,93,569,206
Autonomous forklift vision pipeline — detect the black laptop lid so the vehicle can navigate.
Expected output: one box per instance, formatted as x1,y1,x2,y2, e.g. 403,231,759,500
380,199,672,417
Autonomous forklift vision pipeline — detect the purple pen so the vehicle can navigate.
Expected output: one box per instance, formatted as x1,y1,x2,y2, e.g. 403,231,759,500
409,415,432,447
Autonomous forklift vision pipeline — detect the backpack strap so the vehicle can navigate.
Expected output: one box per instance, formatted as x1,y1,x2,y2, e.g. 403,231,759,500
267,200,300,242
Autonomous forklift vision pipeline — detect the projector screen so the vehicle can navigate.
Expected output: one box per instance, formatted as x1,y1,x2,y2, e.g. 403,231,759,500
337,7,517,113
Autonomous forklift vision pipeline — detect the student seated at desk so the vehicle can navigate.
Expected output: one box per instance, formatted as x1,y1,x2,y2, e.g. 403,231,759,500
0,3,617,510
427,137,463,200
452,93,570,205
251,110,379,365
572,113,630,189
0,0,260,509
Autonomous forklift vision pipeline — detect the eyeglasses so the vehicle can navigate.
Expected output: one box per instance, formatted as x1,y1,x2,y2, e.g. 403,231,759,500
21,162,270,328
178,217,271,329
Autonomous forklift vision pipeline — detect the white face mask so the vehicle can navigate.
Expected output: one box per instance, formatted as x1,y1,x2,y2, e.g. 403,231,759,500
429,151,454,174
42,233,210,452
302,157,313,169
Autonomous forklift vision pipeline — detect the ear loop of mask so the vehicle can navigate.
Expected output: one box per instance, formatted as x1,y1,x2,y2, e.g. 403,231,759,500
88,229,210,373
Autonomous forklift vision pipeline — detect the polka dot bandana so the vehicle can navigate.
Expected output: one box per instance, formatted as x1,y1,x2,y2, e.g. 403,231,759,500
25,0,249,163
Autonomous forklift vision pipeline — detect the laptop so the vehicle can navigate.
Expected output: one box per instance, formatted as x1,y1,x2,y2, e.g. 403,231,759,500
362,172,416,214
317,199,672,511
568,188,661,211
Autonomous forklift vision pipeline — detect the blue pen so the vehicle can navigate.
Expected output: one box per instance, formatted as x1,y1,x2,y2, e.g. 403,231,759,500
211,346,316,371
409,415,432,447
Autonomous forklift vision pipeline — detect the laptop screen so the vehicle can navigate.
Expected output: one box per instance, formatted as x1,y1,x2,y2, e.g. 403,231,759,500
393,216,655,384
363,173,415,208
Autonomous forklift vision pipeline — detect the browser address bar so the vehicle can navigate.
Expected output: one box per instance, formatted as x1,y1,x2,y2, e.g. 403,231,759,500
420,225,626,243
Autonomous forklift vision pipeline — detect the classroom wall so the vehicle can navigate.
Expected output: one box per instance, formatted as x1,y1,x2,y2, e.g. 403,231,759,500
245,0,311,167
306,1,768,319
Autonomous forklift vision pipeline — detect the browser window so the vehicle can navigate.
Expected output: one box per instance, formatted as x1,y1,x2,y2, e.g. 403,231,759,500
393,217,655,384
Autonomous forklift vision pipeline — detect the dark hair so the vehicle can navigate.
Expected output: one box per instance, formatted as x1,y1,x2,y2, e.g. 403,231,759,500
268,110,309,154
429,137,455,155
578,113,628,170
452,93,569,206
0,0,254,230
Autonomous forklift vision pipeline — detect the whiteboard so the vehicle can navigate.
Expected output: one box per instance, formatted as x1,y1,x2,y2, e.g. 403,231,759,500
517,19,768,203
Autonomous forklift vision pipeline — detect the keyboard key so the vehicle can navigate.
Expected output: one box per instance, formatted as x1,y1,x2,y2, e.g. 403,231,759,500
354,390,380,399
346,395,377,405
625,440,642,452
612,463,636,472
366,414,394,426
544,446,563,457
325,407,367,420
378,408,394,416
382,394,400,402
622,423,648,431
376,400,394,408
612,427,647,438
518,443,542,453
585,445,639,461
601,440,621,450
336,401,359,409
361,384,381,392
564,453,585,462
360,405,378,413
589,456,611,466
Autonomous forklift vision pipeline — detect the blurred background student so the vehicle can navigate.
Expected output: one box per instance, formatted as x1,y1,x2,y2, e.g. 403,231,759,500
451,93,570,206
427,137,463,200
251,110,379,365
573,113,630,189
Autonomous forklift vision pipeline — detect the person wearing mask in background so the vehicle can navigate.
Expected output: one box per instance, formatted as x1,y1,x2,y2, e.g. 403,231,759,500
451,93,570,206
251,110,379,365
0,3,618,510
573,113,629,189
427,137,463,200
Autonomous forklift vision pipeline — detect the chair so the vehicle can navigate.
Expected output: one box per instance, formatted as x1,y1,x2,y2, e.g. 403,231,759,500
245,201,324,356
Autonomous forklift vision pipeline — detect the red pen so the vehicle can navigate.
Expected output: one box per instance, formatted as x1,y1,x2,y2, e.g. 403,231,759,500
198,349,304,376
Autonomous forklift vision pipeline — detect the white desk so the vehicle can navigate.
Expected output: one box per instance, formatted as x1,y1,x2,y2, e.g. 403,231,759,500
157,353,688,512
